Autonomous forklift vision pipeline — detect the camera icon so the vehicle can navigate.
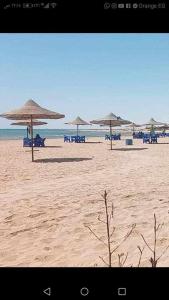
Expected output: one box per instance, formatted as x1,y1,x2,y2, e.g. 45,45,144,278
133,3,138,8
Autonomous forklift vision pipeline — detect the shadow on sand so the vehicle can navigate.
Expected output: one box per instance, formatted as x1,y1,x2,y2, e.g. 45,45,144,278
149,142,169,145
85,141,103,144
110,147,148,151
43,146,62,148
35,157,93,163
25,149,40,152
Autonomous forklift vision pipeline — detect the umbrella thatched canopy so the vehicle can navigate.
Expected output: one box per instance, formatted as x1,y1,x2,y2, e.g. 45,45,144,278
143,118,165,126
11,119,48,126
0,99,65,162
65,116,90,136
155,125,169,131
143,118,166,133
90,113,131,150
91,113,118,125
1,99,64,120
126,122,141,133
11,119,48,138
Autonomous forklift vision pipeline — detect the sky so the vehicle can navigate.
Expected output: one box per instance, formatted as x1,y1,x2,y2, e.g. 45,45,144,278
0,33,169,129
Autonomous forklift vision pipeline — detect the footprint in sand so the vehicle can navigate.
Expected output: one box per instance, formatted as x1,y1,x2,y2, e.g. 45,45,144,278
10,228,32,236
125,205,136,209
10,224,44,236
142,222,148,225
42,218,56,224
125,195,133,198
90,199,98,204
160,238,168,244
35,255,52,262
41,238,54,244
56,216,66,222
44,247,51,251
28,212,45,218
5,215,15,221
85,212,96,218
4,220,13,224
73,227,82,234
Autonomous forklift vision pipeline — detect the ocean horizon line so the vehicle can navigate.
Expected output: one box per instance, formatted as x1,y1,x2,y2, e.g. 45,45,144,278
0,128,131,140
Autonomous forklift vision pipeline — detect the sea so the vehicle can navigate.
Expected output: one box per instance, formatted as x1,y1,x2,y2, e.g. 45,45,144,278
0,128,121,140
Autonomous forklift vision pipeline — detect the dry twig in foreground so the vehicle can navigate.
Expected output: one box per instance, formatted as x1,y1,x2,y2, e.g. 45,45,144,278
141,213,169,267
85,190,136,267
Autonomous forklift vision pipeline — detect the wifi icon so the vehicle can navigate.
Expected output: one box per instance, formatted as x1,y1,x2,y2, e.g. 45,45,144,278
50,3,57,8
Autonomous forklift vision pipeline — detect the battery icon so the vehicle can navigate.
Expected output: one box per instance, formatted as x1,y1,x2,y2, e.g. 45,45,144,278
23,3,33,8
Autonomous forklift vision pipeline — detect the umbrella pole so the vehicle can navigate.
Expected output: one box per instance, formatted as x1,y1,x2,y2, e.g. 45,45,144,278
77,124,79,136
30,115,34,162
27,127,28,138
110,123,112,150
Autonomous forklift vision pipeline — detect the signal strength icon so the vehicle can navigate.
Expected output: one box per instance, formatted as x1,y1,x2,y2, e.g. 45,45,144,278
43,2,57,9
43,3,50,8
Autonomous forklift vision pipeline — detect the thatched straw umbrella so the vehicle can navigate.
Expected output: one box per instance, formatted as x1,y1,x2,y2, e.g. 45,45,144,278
143,118,166,134
0,99,65,162
90,113,131,150
65,116,90,136
153,124,169,135
11,119,48,138
126,122,141,133
155,124,169,131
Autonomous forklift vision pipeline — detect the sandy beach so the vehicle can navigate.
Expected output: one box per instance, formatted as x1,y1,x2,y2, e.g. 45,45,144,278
1,137,169,267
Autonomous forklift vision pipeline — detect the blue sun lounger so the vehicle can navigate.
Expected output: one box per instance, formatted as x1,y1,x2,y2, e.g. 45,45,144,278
133,132,144,139
34,137,46,147
150,135,158,143
143,134,150,143
23,137,45,147
105,134,110,140
112,134,121,140
143,134,158,144
64,135,85,143
71,136,86,143
64,135,71,142
105,134,121,140
79,136,85,143
23,138,32,147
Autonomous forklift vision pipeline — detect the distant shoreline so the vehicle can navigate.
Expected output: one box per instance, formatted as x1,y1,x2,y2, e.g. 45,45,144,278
0,128,131,140
0,128,115,131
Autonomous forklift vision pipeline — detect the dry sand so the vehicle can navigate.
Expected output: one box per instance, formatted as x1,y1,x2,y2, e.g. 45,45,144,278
1,136,169,267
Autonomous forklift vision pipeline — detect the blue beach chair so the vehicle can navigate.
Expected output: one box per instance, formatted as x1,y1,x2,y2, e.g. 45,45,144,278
143,134,150,143
64,135,71,142
80,136,85,143
133,132,144,139
34,137,46,147
23,137,32,147
105,134,110,140
71,136,77,142
150,135,158,143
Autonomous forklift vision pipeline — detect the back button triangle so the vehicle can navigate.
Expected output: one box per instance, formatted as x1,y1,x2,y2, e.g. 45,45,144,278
43,287,51,296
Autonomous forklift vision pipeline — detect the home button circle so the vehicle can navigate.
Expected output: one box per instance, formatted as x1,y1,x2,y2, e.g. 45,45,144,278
80,287,89,296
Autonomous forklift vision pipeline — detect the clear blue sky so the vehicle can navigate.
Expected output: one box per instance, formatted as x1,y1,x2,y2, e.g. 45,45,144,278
0,34,169,128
